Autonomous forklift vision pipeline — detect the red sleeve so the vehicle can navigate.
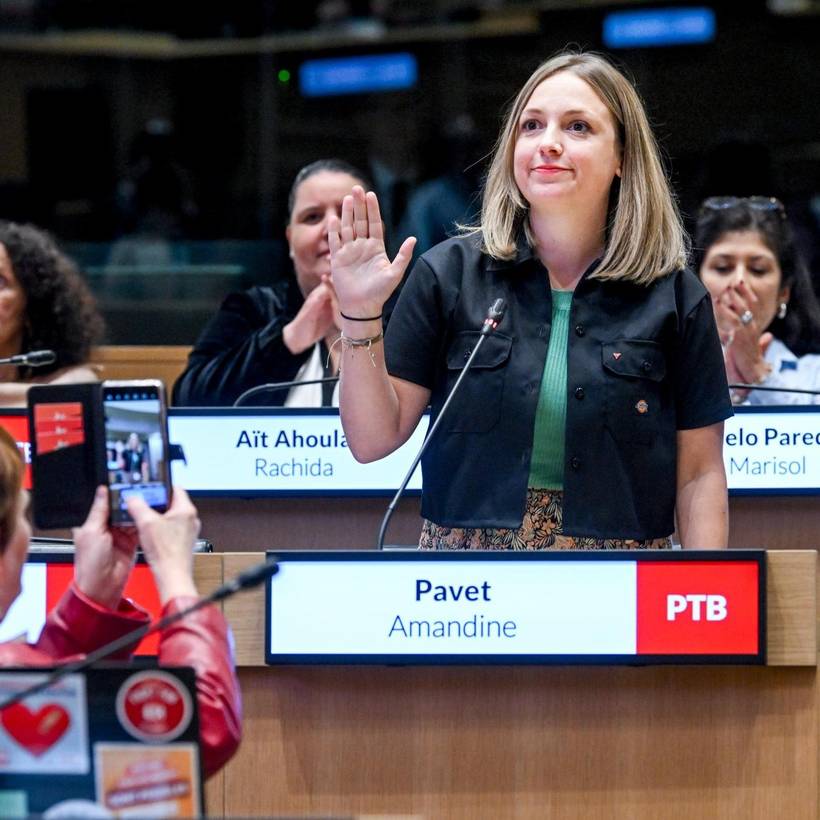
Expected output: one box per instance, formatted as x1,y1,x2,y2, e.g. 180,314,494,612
157,598,242,779
33,583,149,661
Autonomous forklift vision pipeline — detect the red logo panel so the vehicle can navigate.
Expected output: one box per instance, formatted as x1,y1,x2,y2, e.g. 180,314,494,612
637,560,759,655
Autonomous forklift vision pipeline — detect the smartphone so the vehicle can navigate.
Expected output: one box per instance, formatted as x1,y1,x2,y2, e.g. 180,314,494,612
29,382,107,529
103,380,171,525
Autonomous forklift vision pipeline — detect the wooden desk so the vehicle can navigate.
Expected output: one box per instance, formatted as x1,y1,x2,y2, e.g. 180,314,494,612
89,345,191,393
202,550,818,819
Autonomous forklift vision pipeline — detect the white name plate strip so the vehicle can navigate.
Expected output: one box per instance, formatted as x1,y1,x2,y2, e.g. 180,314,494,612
265,551,765,665
168,408,425,494
168,407,820,496
723,407,820,493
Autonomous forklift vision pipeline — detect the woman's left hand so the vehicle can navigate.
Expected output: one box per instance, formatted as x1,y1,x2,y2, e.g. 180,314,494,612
72,486,139,610
716,281,773,386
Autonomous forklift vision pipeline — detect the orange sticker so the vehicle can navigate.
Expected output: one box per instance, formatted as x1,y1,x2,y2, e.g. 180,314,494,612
94,743,200,817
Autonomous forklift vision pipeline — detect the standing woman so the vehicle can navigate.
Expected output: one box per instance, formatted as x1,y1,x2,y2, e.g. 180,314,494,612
0,221,102,406
694,196,820,405
330,51,732,550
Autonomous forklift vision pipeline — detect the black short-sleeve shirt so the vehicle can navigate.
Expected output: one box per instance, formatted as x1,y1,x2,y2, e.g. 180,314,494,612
384,234,733,540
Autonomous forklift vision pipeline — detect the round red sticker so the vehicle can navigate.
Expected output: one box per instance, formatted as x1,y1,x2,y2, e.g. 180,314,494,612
115,671,193,743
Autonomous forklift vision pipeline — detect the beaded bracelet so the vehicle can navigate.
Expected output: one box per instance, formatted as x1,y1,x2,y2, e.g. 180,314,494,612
329,331,384,368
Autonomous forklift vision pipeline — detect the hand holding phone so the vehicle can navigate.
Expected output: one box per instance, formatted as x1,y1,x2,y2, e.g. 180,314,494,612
72,485,140,609
125,487,201,605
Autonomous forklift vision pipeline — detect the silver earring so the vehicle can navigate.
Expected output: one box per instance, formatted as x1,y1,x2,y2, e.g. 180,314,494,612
778,302,788,320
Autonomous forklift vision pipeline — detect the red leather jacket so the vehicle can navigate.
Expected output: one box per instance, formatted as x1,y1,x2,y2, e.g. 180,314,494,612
0,583,241,778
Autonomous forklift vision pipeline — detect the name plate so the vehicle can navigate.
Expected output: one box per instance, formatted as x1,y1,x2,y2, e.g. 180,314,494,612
168,408,424,495
724,407,820,494
164,407,820,496
265,551,765,665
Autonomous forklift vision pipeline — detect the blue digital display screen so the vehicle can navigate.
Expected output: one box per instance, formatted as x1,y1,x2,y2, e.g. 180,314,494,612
603,7,716,48
299,52,418,97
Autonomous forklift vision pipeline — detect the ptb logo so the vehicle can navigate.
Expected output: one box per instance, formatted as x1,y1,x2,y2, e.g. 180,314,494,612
666,593,727,621
637,561,759,655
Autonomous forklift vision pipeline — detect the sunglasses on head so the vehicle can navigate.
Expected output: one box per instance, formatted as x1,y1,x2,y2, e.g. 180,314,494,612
699,196,786,219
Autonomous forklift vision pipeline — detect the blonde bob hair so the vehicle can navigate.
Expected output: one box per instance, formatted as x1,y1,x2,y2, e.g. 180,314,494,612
476,50,688,285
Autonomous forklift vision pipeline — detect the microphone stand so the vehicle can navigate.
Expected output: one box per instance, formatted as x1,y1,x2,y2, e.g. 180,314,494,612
234,377,339,407
0,559,279,711
376,299,506,551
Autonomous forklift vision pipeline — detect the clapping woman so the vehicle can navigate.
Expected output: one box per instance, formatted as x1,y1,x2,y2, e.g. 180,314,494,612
695,196,820,405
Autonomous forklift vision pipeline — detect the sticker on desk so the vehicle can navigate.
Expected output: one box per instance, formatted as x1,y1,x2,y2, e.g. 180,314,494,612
0,673,89,774
115,671,193,743
94,743,200,817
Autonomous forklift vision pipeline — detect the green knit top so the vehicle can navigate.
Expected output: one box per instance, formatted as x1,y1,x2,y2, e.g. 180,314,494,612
528,289,573,490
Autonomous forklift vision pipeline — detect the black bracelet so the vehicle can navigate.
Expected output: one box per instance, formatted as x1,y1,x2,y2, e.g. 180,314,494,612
340,311,383,322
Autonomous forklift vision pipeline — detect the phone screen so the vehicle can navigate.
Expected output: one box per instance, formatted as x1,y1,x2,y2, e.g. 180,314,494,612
103,383,169,524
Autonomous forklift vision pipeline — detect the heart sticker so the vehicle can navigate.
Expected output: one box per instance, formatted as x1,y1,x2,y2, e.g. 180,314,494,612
1,702,71,756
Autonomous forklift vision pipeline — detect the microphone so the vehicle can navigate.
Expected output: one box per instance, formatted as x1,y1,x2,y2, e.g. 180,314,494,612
376,298,507,550
729,383,820,397
0,558,279,711
481,298,506,335
0,349,57,367
233,376,339,407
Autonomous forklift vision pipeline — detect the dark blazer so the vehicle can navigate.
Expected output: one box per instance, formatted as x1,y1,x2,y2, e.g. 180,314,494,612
173,281,310,407
385,234,732,540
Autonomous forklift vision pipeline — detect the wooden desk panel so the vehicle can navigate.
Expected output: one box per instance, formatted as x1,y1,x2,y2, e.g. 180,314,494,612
191,495,820,553
222,665,816,819
196,496,423,552
729,496,820,551
90,345,191,393
766,551,816,665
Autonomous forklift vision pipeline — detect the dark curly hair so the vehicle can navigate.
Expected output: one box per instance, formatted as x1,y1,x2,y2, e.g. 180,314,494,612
693,202,820,357
0,221,104,378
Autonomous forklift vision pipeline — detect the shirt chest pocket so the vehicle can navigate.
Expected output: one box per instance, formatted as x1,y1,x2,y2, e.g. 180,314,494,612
602,339,667,445
443,331,513,433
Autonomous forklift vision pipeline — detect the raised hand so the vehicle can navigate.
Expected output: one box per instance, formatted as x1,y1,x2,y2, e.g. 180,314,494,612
328,186,416,318
72,486,139,610
283,274,339,354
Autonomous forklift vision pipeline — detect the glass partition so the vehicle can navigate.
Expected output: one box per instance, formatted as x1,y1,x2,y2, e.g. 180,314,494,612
65,239,289,344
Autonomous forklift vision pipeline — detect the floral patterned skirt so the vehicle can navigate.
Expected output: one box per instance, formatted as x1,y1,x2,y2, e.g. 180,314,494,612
419,488,672,551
